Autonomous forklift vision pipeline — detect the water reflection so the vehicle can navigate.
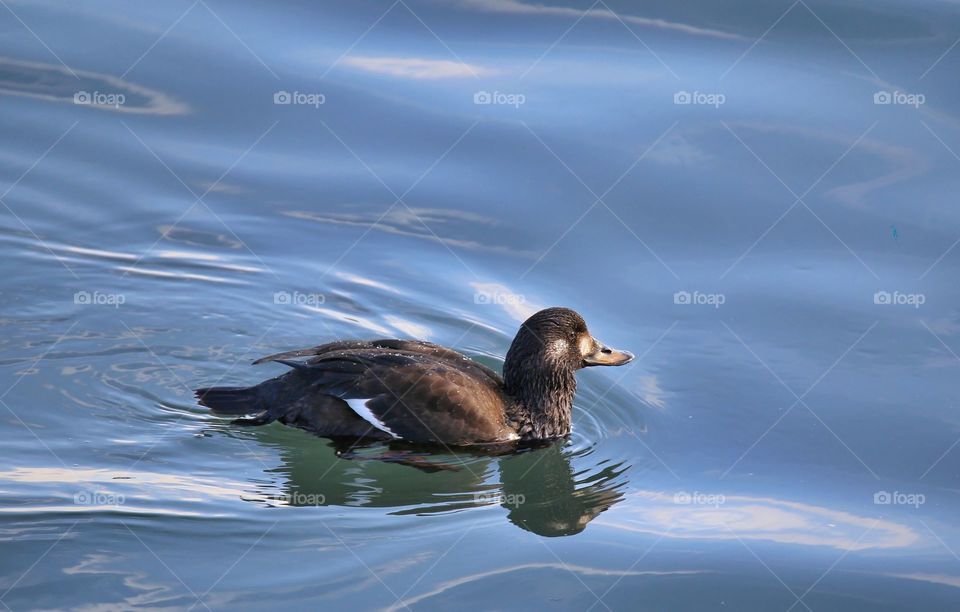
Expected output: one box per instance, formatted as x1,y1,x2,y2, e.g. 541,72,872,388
601,491,919,550
0,57,187,115
239,429,627,537
341,56,493,79
455,0,745,41
283,207,534,256
499,442,627,537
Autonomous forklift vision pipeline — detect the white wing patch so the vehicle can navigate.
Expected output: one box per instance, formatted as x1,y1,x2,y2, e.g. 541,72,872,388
346,398,402,439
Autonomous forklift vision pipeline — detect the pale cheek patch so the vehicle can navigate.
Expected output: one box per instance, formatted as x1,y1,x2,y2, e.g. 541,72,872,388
346,398,401,439
578,335,594,356
550,339,568,354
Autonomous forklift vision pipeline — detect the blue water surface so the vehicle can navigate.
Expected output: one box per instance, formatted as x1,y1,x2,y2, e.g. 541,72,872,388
2,1,960,609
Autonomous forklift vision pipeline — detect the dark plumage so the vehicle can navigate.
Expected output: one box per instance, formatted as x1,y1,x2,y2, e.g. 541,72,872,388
195,307,633,445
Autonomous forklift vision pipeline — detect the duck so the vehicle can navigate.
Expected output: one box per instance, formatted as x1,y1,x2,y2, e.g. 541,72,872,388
195,307,633,445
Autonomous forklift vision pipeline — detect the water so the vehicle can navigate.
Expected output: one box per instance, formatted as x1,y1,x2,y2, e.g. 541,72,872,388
2,0,960,609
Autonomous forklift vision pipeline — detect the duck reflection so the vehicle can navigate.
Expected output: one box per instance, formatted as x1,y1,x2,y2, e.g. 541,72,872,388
498,443,627,537
235,426,627,537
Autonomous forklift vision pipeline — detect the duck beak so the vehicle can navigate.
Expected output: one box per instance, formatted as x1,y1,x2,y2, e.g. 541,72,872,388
582,338,634,367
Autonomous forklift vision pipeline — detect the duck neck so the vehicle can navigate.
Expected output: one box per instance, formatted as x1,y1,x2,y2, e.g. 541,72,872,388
504,361,577,440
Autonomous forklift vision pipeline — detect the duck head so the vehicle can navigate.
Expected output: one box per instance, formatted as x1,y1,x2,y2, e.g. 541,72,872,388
503,307,634,439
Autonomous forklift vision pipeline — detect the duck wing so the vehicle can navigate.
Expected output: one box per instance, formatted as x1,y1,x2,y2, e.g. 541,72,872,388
252,339,503,385
289,350,515,445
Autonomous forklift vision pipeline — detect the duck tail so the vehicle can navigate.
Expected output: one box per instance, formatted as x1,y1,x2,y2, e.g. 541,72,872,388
195,385,264,416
